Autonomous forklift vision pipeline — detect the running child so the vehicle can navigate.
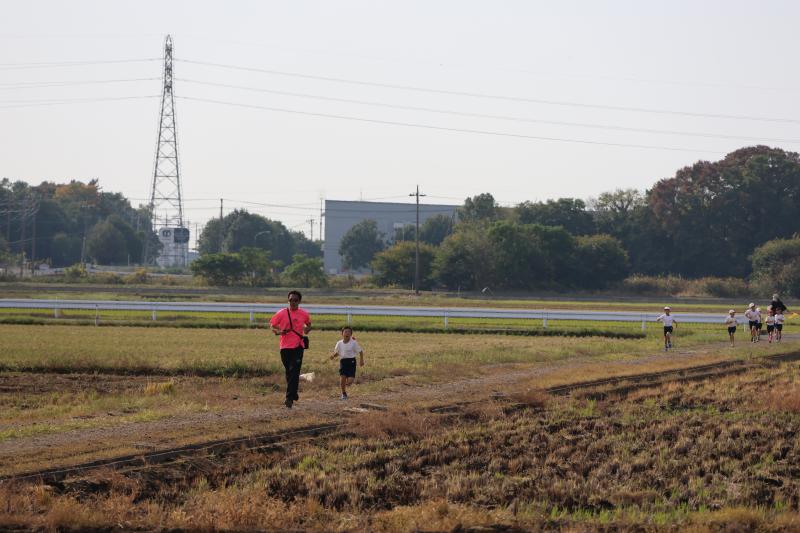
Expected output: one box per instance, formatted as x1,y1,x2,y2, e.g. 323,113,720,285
330,326,364,400
775,310,785,343
725,309,737,347
765,308,776,343
755,307,763,342
656,306,677,351
744,303,758,343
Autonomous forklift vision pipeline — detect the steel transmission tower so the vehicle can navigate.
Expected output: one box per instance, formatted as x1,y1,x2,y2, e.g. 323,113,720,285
147,35,189,267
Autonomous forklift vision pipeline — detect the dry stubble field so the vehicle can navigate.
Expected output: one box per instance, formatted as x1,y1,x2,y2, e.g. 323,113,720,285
1,322,800,530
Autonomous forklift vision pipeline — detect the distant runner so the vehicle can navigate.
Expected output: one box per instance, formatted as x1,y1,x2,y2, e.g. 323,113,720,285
656,306,677,351
775,310,785,343
725,309,737,347
755,307,763,342
330,326,365,400
744,303,758,343
771,293,789,315
765,308,776,343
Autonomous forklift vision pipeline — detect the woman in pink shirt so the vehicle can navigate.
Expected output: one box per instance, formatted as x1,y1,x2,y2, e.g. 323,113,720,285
269,290,312,408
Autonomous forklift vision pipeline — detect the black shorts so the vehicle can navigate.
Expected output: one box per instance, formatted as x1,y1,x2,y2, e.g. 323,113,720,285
776,324,783,331
663,326,673,334
767,325,775,332
339,358,357,378
757,323,763,330
728,326,736,334
749,321,758,329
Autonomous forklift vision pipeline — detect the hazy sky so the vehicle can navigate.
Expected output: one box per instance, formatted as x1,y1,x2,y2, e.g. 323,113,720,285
1,1,799,241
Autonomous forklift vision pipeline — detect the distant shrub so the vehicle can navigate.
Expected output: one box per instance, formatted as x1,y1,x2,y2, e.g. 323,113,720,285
684,277,751,298
89,272,124,285
63,263,87,282
124,268,149,285
621,275,687,295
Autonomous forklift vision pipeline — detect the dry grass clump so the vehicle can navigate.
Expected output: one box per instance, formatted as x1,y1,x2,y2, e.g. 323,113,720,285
349,408,439,439
143,379,176,395
763,382,800,413
510,388,549,409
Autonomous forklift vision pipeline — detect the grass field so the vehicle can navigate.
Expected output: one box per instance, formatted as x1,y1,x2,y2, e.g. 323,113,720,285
1,312,799,530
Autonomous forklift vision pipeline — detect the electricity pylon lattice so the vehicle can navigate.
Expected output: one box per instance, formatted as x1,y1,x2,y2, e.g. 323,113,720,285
148,34,188,267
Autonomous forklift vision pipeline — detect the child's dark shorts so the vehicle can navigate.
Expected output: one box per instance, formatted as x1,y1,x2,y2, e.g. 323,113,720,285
663,326,673,334
339,358,357,378
776,324,784,331
749,320,758,329
728,326,736,334
767,324,775,333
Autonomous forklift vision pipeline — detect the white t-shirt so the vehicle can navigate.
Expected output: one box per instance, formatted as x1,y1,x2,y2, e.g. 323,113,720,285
776,313,785,325
334,339,363,359
765,315,775,326
744,309,757,321
657,314,675,326
725,316,737,327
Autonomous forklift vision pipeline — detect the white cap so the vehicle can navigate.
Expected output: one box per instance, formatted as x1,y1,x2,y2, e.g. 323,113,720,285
773,294,780,300
749,303,755,308
664,306,670,310
729,309,735,314
756,307,761,312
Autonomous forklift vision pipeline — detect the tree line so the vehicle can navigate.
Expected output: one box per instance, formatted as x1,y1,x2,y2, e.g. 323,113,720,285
5,145,800,295
339,146,800,293
0,179,157,268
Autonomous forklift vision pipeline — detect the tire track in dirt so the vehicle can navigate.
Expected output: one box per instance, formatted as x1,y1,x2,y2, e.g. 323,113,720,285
4,340,800,484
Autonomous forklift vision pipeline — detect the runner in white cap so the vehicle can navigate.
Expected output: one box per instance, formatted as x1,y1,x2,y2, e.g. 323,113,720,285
724,309,737,347
744,303,758,343
656,306,677,351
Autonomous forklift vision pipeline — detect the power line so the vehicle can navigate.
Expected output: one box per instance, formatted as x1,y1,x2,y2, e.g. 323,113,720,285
0,95,159,109
177,95,723,154
176,58,800,125
0,77,160,90
177,77,800,145
0,58,160,70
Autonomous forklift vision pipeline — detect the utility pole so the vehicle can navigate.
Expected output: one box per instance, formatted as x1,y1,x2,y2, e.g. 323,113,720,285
408,185,426,295
30,198,38,275
308,218,315,241
218,198,224,252
319,197,324,243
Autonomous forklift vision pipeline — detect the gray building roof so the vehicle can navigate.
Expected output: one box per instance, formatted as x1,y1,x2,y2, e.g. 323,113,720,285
323,199,459,274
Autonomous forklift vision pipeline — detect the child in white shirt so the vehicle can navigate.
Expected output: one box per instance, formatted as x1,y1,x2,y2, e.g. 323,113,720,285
765,308,776,343
775,311,785,343
330,326,365,400
724,310,737,347
656,307,677,351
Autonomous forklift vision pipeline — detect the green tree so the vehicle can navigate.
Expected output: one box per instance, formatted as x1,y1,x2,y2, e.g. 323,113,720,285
433,224,495,291
85,220,127,264
283,254,327,287
50,232,81,267
190,253,247,286
419,214,454,245
460,193,498,222
238,246,275,287
573,234,629,288
371,241,435,289
339,219,385,270
516,198,596,235
486,221,549,289
750,237,800,296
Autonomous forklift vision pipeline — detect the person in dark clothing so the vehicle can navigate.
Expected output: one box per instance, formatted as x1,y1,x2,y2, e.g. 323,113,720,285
770,293,788,314
269,290,312,409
